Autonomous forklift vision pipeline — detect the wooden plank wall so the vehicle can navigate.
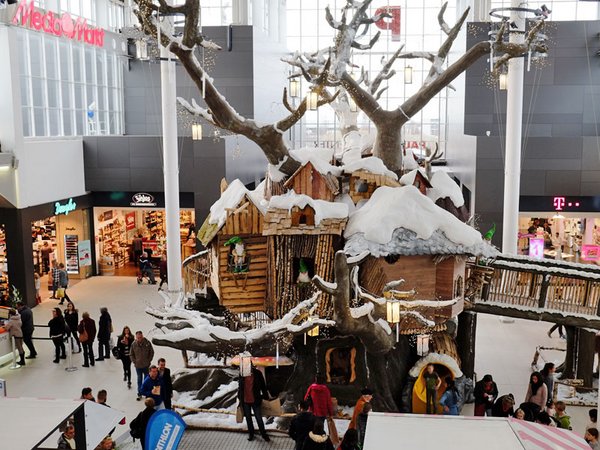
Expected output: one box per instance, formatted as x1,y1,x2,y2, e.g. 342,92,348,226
435,258,455,300
362,255,437,298
263,208,346,236
289,163,335,201
217,235,267,313
222,199,264,236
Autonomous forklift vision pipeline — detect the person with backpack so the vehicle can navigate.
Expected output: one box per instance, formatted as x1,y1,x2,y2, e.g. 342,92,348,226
439,378,460,416
130,398,156,449
78,312,97,368
289,400,315,450
338,429,359,450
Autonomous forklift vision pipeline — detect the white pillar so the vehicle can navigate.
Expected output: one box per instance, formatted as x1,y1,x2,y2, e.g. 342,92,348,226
160,20,183,302
501,1,525,254
584,217,595,245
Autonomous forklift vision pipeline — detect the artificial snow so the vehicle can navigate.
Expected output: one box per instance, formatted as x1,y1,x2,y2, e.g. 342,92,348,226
343,185,497,258
208,179,267,227
267,160,287,183
342,156,398,180
492,259,600,281
268,190,349,224
350,302,374,319
399,168,428,186
408,352,463,378
335,193,356,214
427,170,465,207
402,149,420,171
289,147,342,177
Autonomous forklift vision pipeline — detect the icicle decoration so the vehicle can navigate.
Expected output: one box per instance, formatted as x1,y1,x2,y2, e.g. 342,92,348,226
527,48,532,72
276,341,280,369
396,323,399,342
489,45,493,73
202,72,206,98
303,333,307,346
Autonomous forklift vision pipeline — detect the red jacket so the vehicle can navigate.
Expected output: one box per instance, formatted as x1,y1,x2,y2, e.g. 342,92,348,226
304,383,333,417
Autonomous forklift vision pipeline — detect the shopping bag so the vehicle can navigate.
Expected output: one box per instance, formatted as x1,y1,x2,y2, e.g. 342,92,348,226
235,405,244,424
261,398,282,417
79,327,89,343
327,416,340,447
56,288,65,299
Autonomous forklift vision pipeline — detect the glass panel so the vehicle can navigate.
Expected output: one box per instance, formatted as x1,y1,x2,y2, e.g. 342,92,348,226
47,80,59,108
33,108,46,136
29,35,43,77
48,109,61,136
97,86,106,111
61,81,72,109
31,77,45,108
63,110,73,136
45,40,58,79
17,31,28,76
73,47,83,82
74,84,84,109
21,107,32,137
82,0,93,22
59,42,71,81
85,48,95,83
20,76,31,106
96,52,105,86
70,0,81,18
75,110,85,135
106,55,114,87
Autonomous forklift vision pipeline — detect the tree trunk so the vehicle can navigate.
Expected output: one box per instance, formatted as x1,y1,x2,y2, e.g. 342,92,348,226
559,325,577,379
456,312,477,379
373,120,403,173
576,328,595,388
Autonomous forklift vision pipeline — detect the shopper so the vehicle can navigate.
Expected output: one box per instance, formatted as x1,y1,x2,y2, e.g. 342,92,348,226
439,378,460,416
96,307,112,361
50,260,60,299
588,409,598,431
97,389,109,407
289,400,315,450
78,312,97,368
491,394,515,418
117,326,134,388
132,234,143,268
158,255,168,291
64,302,81,353
48,307,67,363
16,302,37,358
137,252,156,284
157,358,173,409
140,365,164,409
338,428,359,450
95,436,115,450
585,428,600,450
554,401,572,430
474,374,498,416
41,241,53,274
34,272,41,304
525,372,548,411
541,362,556,408
547,323,565,339
238,363,271,442
304,375,334,422
130,331,154,400
4,308,25,366
81,387,95,401
57,262,72,305
301,421,334,450
514,408,526,420
349,388,373,429
423,363,441,414
57,424,76,449
130,398,156,450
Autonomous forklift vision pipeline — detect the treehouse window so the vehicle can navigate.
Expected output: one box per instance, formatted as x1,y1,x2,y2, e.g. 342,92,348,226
384,254,400,265
356,180,369,193
454,276,463,298
292,208,315,226
325,346,357,385
293,257,315,284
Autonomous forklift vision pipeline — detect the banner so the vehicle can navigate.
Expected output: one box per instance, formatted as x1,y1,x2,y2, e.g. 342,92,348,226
78,240,92,267
125,212,136,231
145,409,186,450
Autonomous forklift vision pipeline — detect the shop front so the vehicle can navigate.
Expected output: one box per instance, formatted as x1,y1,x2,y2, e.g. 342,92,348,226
92,192,196,276
518,196,600,264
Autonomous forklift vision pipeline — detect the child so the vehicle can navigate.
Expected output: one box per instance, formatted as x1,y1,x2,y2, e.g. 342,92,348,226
588,408,598,431
34,272,41,304
514,408,525,420
554,401,571,430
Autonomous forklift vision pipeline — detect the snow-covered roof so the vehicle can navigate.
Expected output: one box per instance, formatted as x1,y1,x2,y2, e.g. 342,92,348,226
427,171,465,207
289,147,342,177
343,185,498,258
399,168,431,187
402,148,420,171
342,156,398,180
208,179,267,227
268,190,349,224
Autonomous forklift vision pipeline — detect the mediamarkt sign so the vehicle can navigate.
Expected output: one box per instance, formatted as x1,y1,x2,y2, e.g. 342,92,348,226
12,0,105,48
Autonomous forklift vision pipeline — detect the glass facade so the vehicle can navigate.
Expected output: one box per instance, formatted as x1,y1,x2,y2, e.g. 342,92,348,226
490,0,599,21
17,28,124,138
33,0,97,25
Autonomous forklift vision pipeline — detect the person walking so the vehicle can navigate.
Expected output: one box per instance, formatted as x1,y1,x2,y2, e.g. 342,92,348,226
541,362,556,409
50,260,60,299
439,378,460,416
96,307,112,361
117,326,134,389
34,272,41,304
137,252,156,284
547,323,565,339
423,363,441,414
301,421,334,450
158,255,168,291
130,398,156,450
64,302,81,353
78,312,97,367
57,263,72,305
132,234,143,269
4,308,25,366
304,375,334,422
585,428,600,450
474,374,498,416
40,241,53,274
289,400,315,450
238,363,271,442
130,331,154,401
157,358,173,409
524,371,548,412
349,388,373,430
48,307,67,363
17,302,37,358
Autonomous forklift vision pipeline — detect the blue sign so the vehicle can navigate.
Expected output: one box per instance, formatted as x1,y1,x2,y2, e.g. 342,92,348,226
54,198,77,216
145,409,186,450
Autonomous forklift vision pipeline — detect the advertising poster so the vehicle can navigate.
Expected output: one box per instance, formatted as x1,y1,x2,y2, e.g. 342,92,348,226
64,235,79,274
145,410,186,450
78,240,92,267
529,238,544,260
126,212,136,231
582,245,600,262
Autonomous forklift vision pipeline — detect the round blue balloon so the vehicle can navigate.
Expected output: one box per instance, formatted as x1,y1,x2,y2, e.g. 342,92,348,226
87,110,94,119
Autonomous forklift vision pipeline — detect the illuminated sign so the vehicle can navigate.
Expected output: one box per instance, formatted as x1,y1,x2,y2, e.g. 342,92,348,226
529,238,544,260
553,196,580,211
12,0,105,48
130,193,157,207
374,6,401,41
54,198,76,216
582,245,600,262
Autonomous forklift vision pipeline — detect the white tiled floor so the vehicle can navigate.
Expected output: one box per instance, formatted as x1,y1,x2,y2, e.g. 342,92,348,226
0,276,595,445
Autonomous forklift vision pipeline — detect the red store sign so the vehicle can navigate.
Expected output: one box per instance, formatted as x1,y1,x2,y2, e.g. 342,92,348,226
12,0,105,48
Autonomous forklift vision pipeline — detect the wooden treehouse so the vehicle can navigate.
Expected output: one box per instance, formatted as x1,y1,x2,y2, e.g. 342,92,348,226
399,168,432,195
283,160,340,201
343,156,401,204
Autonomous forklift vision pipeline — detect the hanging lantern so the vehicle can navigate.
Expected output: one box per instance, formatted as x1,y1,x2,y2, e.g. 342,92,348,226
386,300,401,342
289,78,300,98
416,334,430,356
239,352,252,377
499,73,507,90
135,40,149,60
307,91,319,110
192,123,203,140
404,65,413,84
348,97,358,112
307,316,320,337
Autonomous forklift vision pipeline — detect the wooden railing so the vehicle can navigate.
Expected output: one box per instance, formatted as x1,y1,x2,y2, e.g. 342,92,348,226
467,255,600,320
182,250,211,297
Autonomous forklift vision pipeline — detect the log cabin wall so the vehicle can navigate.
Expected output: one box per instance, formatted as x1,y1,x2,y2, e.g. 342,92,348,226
285,162,337,202
435,257,467,300
222,198,264,236
217,234,268,312
263,208,346,236
348,171,400,203
348,176,376,204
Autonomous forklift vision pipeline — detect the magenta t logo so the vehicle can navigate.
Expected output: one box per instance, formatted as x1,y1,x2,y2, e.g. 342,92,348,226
553,197,565,211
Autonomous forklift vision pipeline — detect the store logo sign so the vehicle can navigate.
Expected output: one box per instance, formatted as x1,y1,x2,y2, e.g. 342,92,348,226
374,6,401,41
553,196,580,211
55,198,76,216
12,0,105,48
131,193,157,207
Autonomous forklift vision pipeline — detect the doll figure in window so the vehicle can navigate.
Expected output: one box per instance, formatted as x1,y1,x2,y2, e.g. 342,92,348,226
296,258,311,284
224,236,248,273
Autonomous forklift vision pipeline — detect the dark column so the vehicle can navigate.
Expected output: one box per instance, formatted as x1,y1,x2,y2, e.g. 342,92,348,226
559,325,577,379
3,209,36,308
456,311,477,378
576,328,595,388
73,404,87,449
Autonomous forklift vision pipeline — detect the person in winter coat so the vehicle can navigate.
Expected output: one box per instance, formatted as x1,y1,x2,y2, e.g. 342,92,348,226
238,364,271,442
289,400,316,450
491,394,515,418
349,388,373,429
524,372,548,411
117,326,134,388
357,402,371,448
540,362,556,408
157,358,173,409
16,302,36,358
158,255,168,291
338,428,359,450
4,309,25,366
301,421,334,450
474,374,498,416
439,378,460,416
140,365,164,408
57,262,72,305
64,302,81,353
137,252,156,284
130,398,156,450
304,375,334,421
48,307,67,363
78,312,97,367
57,424,76,449
130,331,154,400
96,307,112,361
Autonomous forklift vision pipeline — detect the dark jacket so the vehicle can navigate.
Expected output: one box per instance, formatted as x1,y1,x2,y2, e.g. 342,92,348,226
301,432,335,450
18,305,34,335
98,310,112,341
48,316,66,338
304,383,334,417
78,317,97,342
474,380,498,407
237,367,268,406
130,406,156,449
64,310,78,334
58,269,69,288
289,411,315,449
140,374,164,406
117,334,133,358
160,367,173,407
57,433,74,449
491,395,515,418
357,411,369,447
